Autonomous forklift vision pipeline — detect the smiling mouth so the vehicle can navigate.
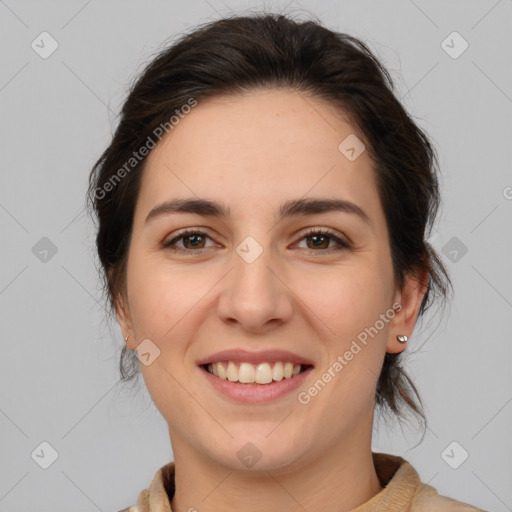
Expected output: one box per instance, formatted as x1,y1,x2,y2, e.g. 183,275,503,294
201,361,313,385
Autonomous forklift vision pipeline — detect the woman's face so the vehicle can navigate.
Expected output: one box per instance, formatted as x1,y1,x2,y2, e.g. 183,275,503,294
116,88,424,472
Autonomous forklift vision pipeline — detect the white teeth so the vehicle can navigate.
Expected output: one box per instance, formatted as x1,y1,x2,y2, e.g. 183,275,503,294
207,361,304,384
217,362,227,380
254,363,273,384
239,362,255,383
272,362,284,381
226,361,238,382
283,362,293,378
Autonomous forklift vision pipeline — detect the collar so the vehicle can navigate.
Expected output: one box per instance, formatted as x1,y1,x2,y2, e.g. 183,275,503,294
128,451,422,512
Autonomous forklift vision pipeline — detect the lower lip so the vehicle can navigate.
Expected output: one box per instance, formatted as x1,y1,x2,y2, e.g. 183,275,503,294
200,365,314,404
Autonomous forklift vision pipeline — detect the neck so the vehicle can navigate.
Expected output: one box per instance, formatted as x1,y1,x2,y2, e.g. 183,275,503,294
168,415,383,512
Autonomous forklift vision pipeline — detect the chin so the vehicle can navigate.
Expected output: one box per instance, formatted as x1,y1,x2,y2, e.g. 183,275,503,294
206,433,309,474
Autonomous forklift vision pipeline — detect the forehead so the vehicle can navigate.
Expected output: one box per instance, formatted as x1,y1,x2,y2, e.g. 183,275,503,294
137,89,381,222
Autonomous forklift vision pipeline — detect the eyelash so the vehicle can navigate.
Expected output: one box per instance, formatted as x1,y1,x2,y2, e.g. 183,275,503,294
161,227,351,256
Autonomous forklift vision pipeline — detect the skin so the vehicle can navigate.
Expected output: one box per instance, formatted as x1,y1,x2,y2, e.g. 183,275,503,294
115,88,428,512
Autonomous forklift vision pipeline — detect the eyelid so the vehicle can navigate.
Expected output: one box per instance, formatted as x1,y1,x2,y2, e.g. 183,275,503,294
298,227,351,248
162,226,352,253
162,228,219,250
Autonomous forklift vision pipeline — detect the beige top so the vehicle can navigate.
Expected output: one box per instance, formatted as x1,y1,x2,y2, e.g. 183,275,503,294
117,452,485,512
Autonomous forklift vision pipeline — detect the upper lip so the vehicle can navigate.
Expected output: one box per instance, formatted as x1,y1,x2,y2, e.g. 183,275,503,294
196,349,315,367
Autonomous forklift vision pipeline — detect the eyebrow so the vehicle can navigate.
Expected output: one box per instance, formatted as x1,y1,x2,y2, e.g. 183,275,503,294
144,197,372,227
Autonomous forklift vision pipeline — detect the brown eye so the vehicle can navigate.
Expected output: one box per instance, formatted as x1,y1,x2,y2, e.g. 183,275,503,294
162,230,214,253
297,228,351,253
180,233,206,249
161,227,351,255
305,232,330,250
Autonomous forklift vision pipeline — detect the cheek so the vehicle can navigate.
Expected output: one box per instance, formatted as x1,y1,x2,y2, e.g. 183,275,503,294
297,262,391,391
295,261,391,336
127,254,392,337
309,287,389,422
125,252,195,339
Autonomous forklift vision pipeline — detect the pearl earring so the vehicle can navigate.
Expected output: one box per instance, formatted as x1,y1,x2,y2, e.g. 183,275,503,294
124,334,129,342
397,335,408,343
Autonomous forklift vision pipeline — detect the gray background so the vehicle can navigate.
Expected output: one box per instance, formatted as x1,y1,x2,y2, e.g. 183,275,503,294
1,0,511,511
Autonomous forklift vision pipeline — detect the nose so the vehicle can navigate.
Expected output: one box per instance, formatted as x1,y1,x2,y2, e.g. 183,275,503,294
216,241,293,334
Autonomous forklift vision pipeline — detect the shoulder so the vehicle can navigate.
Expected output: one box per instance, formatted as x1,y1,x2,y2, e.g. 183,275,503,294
115,461,174,512
115,487,150,512
370,452,486,512
410,478,486,511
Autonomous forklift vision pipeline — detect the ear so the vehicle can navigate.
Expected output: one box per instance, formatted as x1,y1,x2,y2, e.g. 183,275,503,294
110,269,137,351
386,267,429,354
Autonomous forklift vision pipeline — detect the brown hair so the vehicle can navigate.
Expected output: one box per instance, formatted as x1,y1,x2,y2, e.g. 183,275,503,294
86,12,452,435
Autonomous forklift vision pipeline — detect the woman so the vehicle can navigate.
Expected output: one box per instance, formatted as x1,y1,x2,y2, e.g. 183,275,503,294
87,12,484,512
